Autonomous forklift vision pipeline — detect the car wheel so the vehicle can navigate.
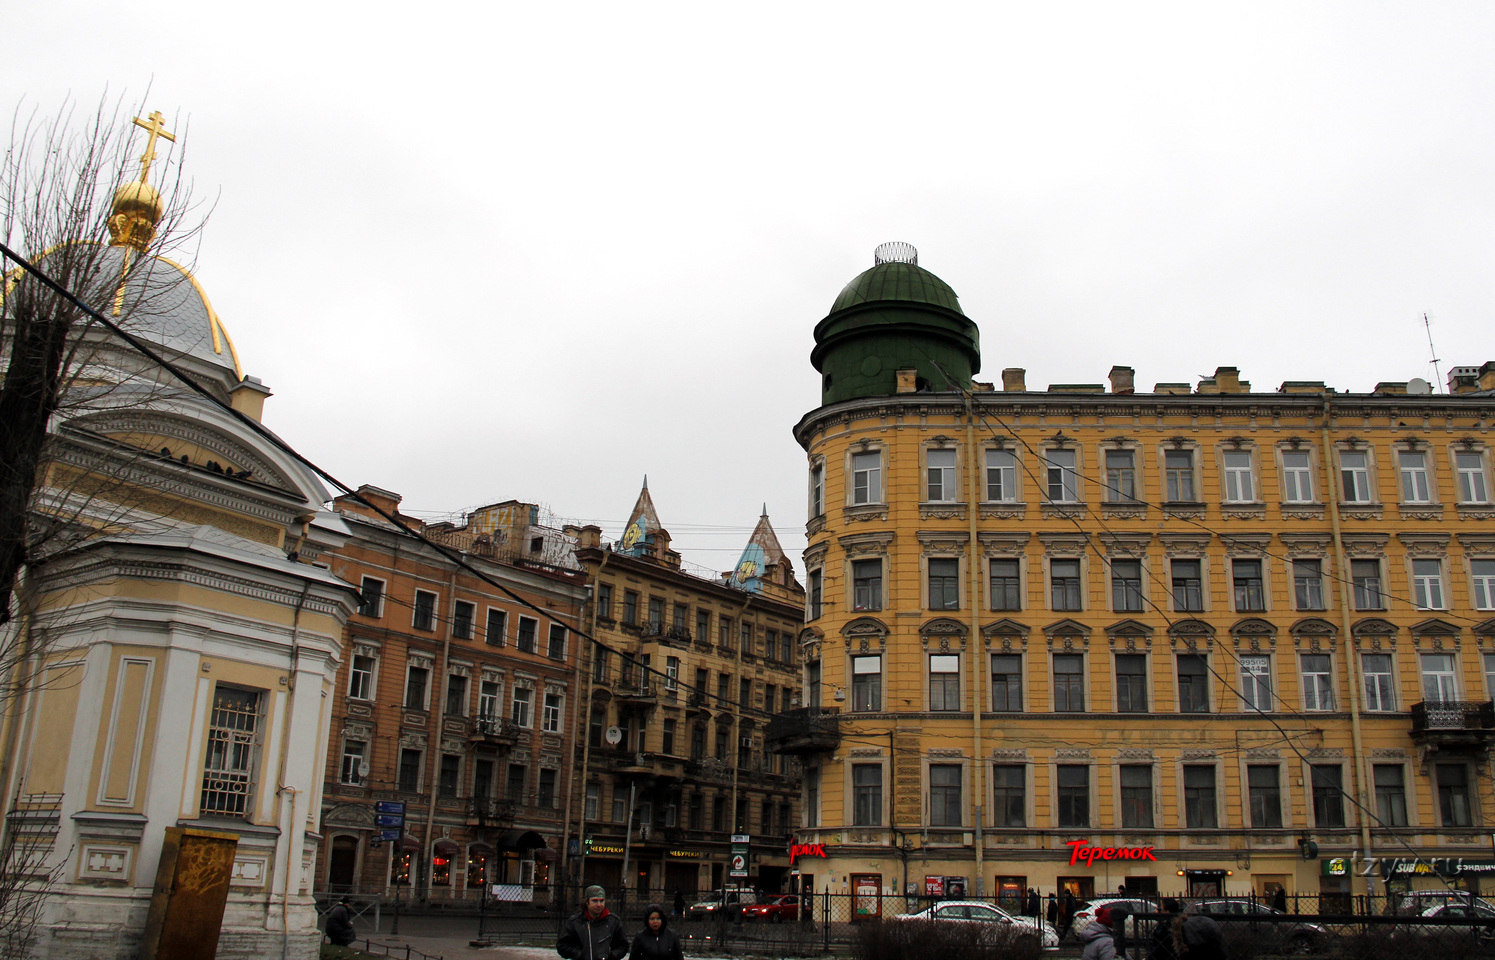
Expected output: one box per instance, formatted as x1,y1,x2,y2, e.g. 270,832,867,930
1287,934,1314,955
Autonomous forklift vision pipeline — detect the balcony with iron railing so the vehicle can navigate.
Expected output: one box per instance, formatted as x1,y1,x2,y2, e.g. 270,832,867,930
1411,700,1495,753
468,715,522,746
764,706,841,756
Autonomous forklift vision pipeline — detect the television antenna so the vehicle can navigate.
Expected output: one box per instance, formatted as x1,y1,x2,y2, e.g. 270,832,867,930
1422,313,1443,393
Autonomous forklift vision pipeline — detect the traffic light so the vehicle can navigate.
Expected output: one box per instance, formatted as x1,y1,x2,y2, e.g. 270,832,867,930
1299,838,1319,860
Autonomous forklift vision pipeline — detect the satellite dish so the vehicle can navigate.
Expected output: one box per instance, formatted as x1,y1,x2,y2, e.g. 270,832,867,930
358,762,370,778
1408,378,1432,395
605,725,623,745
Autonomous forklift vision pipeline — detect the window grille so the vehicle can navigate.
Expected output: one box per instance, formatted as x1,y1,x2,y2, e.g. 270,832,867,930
201,687,262,816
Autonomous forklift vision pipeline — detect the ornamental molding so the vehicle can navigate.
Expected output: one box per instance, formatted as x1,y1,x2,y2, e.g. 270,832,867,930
1350,618,1398,640
991,748,1028,760
919,504,969,522
353,642,380,659
978,532,1032,556
399,733,427,750
1289,618,1337,638
803,542,830,566
342,721,373,740
1037,532,1089,556
1041,503,1088,521
838,531,894,557
448,662,471,678
1117,748,1154,761
1180,749,1218,760
1280,504,1326,521
1244,749,1280,759
1277,534,1331,557
1220,504,1267,521
1055,747,1091,759
1221,535,1271,558
1098,533,1152,557
979,504,1028,521
1398,532,1452,557
843,505,889,524
49,556,349,618
916,531,970,556
1306,748,1344,759
1158,533,1212,558
927,748,965,758
1340,534,1390,558
64,410,296,493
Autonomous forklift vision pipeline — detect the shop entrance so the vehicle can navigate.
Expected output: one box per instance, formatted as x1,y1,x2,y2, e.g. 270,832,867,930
1185,871,1226,897
1058,876,1096,900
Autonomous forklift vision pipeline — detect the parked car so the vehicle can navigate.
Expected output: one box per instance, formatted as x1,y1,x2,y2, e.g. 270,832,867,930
685,890,758,921
742,894,800,922
1393,890,1495,915
1195,898,1327,954
1390,901,1495,939
1069,898,1155,938
895,900,1060,949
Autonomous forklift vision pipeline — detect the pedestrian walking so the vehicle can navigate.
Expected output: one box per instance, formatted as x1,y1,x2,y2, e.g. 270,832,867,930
324,896,356,947
629,904,683,960
1078,906,1117,960
1026,887,1040,918
558,885,629,960
672,889,686,918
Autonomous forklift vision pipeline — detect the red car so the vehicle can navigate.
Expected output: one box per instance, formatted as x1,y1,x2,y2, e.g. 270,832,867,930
742,895,800,922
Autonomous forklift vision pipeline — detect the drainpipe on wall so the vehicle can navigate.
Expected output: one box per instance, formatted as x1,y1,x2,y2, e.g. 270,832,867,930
422,565,461,901
567,550,607,890
965,395,986,893
1322,399,1374,889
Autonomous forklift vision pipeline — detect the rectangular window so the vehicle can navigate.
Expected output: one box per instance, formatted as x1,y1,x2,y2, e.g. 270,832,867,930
719,616,733,649
1045,449,1079,502
1240,655,1272,712
1184,765,1218,828
516,617,537,653
1177,654,1210,713
445,674,468,716
1165,450,1196,501
1247,765,1282,827
1050,559,1082,611
1105,449,1137,502
506,764,526,801
1293,560,1325,610
1311,765,1345,828
1301,654,1335,711
405,666,429,710
348,655,374,701
1282,450,1314,503
810,463,825,516
1421,653,1457,702
1111,559,1143,612
473,759,493,800
485,608,507,646
989,558,1021,611
740,621,753,652
398,748,421,793
622,590,638,625
340,739,366,785
439,754,460,797
1362,653,1395,711
808,570,823,619
1056,764,1089,828
991,654,1022,711
413,589,437,631
584,783,600,821
478,679,500,722
664,655,679,692
1400,451,1432,502
929,764,962,826
1473,559,1495,611
672,602,688,629
358,576,385,617
511,687,532,727
852,655,882,712
852,764,882,826
1487,653,1495,699
1233,559,1265,612
929,558,960,611
852,451,882,505
986,449,1017,502
852,559,882,612
648,597,664,631
452,601,474,639
1223,450,1255,502
1119,764,1153,828
595,583,612,620
542,692,562,733
1171,559,1203,612
992,764,1026,827
1340,450,1372,502
1352,559,1384,610
1413,559,1445,610
1437,763,1472,826
930,654,961,712
1115,654,1148,713
696,609,711,643
1374,764,1408,826
1053,654,1085,712
1458,451,1490,503
927,448,957,502
538,768,556,808
547,623,567,659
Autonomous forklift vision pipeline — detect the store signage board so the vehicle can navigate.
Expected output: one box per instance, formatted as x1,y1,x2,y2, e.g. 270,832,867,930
374,801,406,815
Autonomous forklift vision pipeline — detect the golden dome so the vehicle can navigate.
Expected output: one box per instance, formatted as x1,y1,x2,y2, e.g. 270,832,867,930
107,180,164,251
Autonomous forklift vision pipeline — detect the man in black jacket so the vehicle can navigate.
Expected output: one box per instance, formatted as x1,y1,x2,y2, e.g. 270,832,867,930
557,885,629,960
324,896,355,947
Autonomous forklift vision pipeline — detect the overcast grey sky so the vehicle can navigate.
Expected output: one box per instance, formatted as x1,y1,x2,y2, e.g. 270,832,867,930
7,2,1494,574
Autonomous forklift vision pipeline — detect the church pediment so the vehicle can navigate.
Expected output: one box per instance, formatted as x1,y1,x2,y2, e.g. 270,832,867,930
64,409,301,495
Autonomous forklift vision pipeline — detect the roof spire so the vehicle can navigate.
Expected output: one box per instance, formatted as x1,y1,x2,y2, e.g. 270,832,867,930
107,110,175,252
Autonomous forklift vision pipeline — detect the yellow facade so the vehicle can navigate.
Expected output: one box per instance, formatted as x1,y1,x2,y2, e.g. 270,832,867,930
786,307,1495,908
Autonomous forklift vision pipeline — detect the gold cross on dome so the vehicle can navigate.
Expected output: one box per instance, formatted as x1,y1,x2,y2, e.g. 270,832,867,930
131,111,176,184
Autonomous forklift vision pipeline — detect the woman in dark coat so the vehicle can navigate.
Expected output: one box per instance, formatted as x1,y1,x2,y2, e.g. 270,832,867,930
630,904,683,960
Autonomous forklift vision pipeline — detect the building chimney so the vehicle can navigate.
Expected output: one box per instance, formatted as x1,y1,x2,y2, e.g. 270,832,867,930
1449,366,1481,394
1109,365,1135,395
577,525,602,550
1002,368,1027,392
1214,366,1244,393
1480,361,1495,392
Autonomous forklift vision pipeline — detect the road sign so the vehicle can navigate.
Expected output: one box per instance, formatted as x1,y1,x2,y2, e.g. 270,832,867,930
730,854,747,877
374,801,406,815
731,834,750,844
379,829,401,841
374,814,404,827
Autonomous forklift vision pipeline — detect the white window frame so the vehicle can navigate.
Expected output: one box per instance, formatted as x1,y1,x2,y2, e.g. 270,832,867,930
809,460,825,517
1456,450,1491,504
1398,449,1433,503
851,449,883,505
1222,449,1256,503
516,616,538,653
358,576,386,617
1472,558,1495,611
1104,447,1138,503
485,607,508,646
985,448,1018,503
511,686,534,727
413,588,439,631
1280,449,1315,503
341,739,367,785
1412,558,1446,610
665,656,679,691
478,678,502,722
542,692,563,733
348,653,377,701
926,447,958,503
851,654,882,712
547,623,567,659
1164,448,1197,502
1240,655,1272,712
928,653,962,712
1300,653,1335,711
1421,653,1458,702
1339,449,1374,503
1362,653,1396,712
1044,449,1079,503
404,663,431,710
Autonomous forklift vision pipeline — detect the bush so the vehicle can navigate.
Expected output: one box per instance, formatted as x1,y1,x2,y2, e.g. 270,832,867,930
850,918,1046,960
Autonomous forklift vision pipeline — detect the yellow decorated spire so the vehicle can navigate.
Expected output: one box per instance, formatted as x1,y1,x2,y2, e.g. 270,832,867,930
107,111,175,252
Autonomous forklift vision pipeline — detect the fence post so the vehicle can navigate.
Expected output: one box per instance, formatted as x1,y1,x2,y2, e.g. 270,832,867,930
823,890,830,953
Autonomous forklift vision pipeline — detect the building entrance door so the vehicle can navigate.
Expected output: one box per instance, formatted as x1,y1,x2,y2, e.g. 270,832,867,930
1186,871,1226,897
327,836,358,889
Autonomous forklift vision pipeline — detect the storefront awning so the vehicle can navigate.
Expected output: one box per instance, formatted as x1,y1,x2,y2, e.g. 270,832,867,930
494,829,547,851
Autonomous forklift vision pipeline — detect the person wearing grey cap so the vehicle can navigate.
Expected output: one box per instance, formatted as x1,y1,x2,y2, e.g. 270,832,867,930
558,885,629,960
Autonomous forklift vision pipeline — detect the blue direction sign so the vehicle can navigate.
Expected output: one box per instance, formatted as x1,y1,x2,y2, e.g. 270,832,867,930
379,829,401,841
374,814,404,828
374,801,406,815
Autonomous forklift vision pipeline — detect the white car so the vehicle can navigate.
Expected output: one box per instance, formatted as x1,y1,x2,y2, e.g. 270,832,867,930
1069,897,1154,938
896,900,1060,949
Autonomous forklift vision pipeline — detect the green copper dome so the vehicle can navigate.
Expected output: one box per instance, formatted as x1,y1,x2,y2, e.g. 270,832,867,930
811,244,981,405
829,261,966,317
